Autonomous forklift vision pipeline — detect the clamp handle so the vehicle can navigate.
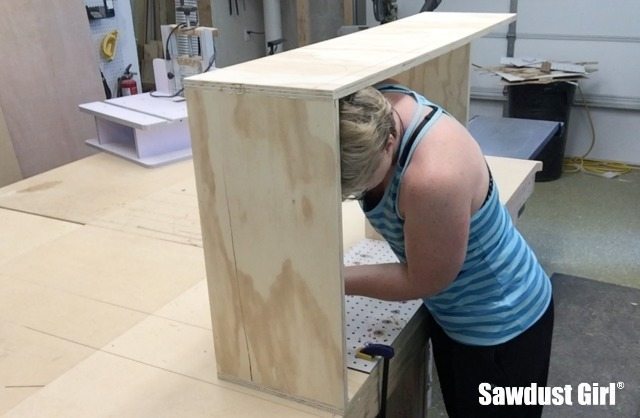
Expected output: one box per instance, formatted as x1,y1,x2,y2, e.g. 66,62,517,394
360,343,395,360
358,343,395,418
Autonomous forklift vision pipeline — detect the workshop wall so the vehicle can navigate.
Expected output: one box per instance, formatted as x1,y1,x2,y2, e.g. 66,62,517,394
382,0,640,165
210,0,269,67
210,0,343,67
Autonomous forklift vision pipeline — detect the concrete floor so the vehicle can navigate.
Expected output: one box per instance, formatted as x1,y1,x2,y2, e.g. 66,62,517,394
426,168,640,417
518,169,640,290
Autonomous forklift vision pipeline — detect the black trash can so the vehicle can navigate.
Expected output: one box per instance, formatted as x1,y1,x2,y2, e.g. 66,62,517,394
505,82,576,181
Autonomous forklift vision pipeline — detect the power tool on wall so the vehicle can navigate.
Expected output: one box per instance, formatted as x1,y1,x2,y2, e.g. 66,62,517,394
372,0,442,24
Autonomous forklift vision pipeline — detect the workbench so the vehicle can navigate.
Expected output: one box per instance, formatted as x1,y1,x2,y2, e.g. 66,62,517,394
0,12,539,417
0,150,539,416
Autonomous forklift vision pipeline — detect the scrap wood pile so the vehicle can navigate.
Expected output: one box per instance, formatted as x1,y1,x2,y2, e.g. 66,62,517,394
474,57,598,85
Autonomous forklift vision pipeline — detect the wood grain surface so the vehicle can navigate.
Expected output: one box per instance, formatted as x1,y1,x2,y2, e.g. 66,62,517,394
0,0,104,177
187,88,347,412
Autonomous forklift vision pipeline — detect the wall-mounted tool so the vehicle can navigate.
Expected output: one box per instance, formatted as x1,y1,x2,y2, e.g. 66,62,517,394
86,0,115,20
101,29,118,61
100,70,112,99
372,0,397,24
420,0,442,12
228,0,240,15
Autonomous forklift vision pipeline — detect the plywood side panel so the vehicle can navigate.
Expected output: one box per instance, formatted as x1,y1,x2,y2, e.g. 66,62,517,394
396,44,471,125
0,104,22,187
184,89,253,382
0,0,104,177
188,89,346,412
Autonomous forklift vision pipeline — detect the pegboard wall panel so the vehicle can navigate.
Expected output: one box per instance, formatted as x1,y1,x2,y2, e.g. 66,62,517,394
344,239,422,373
86,0,141,97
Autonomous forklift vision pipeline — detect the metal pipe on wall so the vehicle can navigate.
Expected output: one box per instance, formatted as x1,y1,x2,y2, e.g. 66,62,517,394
263,0,283,54
506,0,518,57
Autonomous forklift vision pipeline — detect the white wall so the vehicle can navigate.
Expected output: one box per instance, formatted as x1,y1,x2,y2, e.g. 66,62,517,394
210,0,267,67
369,0,640,165
210,0,344,67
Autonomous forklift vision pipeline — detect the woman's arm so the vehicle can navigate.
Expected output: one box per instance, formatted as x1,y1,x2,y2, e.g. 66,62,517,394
344,170,471,301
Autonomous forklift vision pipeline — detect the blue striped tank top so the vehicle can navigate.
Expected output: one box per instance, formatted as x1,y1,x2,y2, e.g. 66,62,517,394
362,84,552,346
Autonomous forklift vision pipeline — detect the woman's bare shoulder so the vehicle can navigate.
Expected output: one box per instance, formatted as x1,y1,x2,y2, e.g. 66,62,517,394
400,115,489,215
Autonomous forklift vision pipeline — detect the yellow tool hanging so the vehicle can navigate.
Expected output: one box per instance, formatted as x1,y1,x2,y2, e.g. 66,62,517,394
101,30,118,61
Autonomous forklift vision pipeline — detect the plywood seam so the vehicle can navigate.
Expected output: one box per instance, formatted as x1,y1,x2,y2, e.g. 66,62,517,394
90,222,202,248
220,162,255,382
9,275,167,322
19,325,224,392
0,207,85,226
17,317,340,416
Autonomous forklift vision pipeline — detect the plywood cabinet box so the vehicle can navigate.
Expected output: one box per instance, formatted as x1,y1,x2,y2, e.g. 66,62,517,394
184,12,515,415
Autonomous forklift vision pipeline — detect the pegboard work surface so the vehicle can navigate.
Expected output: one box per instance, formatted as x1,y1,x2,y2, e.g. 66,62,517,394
344,239,422,373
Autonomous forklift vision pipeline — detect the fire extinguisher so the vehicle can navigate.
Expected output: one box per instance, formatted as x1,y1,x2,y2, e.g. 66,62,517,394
117,64,138,96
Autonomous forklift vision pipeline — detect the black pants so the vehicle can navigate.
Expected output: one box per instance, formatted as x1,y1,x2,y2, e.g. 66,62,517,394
429,298,554,418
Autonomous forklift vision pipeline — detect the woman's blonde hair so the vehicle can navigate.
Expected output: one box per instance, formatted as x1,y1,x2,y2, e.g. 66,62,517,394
339,86,395,200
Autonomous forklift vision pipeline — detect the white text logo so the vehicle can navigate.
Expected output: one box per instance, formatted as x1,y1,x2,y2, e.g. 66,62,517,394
478,382,624,406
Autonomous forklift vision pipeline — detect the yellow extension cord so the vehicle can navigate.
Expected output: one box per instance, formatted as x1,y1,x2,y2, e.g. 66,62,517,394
562,84,639,178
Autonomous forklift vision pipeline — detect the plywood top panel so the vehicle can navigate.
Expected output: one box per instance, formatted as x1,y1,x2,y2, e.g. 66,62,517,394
0,209,79,265
1,225,205,314
185,12,515,99
4,351,332,418
0,277,146,350
0,321,94,414
0,153,194,224
1,276,367,417
90,178,202,247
